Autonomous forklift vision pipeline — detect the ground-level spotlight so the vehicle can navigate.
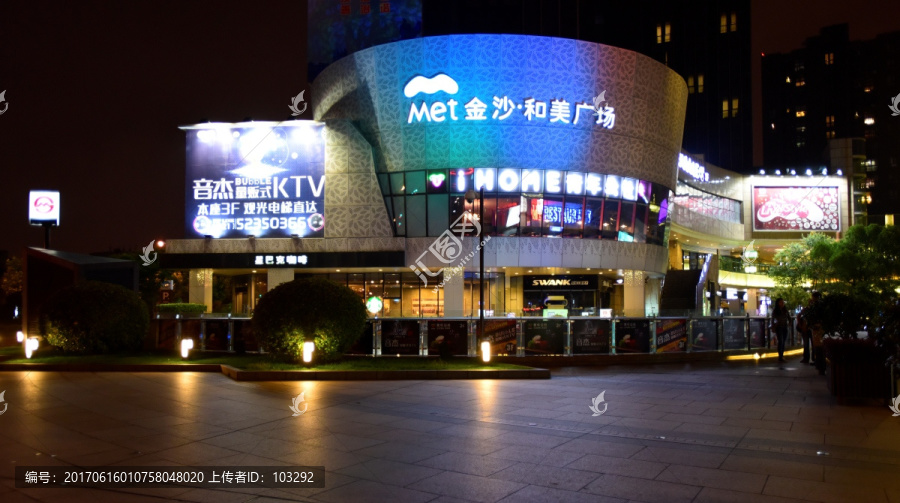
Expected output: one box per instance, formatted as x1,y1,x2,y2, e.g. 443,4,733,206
302,340,315,363
25,338,40,359
181,338,194,359
17,331,25,343
753,353,761,360
481,341,491,363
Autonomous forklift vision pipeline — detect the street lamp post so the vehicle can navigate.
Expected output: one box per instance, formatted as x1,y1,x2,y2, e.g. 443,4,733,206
464,187,485,345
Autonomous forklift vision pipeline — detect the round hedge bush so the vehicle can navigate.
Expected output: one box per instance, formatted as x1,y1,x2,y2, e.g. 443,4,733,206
252,277,367,363
43,281,149,353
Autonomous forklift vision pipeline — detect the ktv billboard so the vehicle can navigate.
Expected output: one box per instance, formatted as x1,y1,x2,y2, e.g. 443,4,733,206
183,121,325,238
752,186,840,232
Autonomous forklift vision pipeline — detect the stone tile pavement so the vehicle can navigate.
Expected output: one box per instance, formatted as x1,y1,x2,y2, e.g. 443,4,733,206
1,357,899,502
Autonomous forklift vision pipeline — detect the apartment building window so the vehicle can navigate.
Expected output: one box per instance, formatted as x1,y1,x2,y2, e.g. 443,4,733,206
657,24,662,44
826,130,836,139
795,78,805,87
664,23,671,43
722,100,729,118
697,74,704,93
657,23,671,43
785,76,791,83
825,115,834,127
731,98,739,117
796,140,806,148
720,14,727,34
794,62,805,72
687,76,695,94
796,126,806,133
825,53,834,65
730,12,737,32
795,108,806,118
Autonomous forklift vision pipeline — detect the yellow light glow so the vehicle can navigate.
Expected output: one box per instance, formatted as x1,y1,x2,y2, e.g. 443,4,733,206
24,338,39,359
17,331,25,343
180,338,194,358
481,341,491,362
726,349,803,361
753,353,761,360
302,341,315,363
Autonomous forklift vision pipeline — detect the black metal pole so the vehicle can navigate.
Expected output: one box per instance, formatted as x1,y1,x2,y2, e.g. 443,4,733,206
479,186,485,340
43,222,51,249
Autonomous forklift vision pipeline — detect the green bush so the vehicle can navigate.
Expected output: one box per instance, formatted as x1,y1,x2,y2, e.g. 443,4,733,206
157,303,208,314
43,281,149,353
252,277,367,363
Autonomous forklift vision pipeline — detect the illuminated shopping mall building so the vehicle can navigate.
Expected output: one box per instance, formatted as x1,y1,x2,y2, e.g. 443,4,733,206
161,34,850,320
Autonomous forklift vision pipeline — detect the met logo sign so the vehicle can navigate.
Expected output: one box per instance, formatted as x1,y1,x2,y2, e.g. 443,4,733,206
29,190,60,226
404,73,616,130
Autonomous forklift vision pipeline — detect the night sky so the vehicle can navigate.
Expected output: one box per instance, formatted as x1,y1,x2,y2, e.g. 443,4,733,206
1,0,898,256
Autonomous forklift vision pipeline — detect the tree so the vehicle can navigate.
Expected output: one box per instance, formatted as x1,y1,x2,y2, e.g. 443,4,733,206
252,277,367,363
1,256,23,297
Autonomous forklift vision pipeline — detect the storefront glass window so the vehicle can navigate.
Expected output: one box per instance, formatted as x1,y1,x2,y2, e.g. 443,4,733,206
427,194,449,235
496,197,521,236
601,200,620,240
406,195,427,237
521,196,542,236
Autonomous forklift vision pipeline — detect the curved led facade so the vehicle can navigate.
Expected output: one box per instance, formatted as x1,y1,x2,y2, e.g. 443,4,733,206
313,35,687,258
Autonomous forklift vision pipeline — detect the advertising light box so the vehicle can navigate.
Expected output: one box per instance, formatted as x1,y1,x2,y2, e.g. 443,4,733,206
183,121,325,239
28,190,60,226
752,186,840,232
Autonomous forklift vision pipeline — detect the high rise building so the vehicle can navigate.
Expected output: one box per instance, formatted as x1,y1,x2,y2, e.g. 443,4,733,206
761,24,900,224
308,0,753,173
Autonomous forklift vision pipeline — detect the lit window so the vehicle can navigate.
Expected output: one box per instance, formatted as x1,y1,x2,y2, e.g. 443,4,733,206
864,117,875,125
796,141,806,148
664,23,671,43
796,126,806,133
864,86,872,93
656,24,662,44
697,74,704,93
770,123,775,130
730,12,737,32
794,62,804,71
785,76,791,83
795,108,806,118
687,76,695,94
825,53,834,65
722,100,729,118
826,130,835,139
720,14,727,33
795,78,805,87
731,98,739,117
825,115,834,127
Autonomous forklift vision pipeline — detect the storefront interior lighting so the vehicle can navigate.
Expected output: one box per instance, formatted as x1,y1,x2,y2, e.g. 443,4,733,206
25,337,40,359
181,338,194,358
806,168,813,176
774,169,781,175
790,169,796,175
481,341,491,362
302,341,315,363
16,331,24,343
648,194,660,213
759,169,765,175
836,169,843,176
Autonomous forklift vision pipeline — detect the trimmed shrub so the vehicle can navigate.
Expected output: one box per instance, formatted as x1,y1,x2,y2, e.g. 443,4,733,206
252,277,367,363
43,281,149,353
157,303,208,315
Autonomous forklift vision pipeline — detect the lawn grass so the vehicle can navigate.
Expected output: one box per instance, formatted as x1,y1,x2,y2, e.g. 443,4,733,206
0,349,531,370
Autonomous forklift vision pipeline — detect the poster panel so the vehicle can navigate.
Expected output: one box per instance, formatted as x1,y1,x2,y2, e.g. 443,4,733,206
656,318,688,353
571,319,611,354
615,320,651,353
427,320,468,356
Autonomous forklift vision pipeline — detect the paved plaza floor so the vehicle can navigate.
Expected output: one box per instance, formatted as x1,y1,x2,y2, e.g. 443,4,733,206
1,358,899,503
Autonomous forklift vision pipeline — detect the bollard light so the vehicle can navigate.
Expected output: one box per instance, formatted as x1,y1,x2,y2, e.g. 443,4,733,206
302,341,315,363
753,353,761,360
481,341,491,363
181,338,194,359
25,338,40,359
17,331,25,343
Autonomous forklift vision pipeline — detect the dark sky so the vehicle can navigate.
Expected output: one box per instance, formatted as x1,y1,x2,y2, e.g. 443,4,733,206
1,0,898,256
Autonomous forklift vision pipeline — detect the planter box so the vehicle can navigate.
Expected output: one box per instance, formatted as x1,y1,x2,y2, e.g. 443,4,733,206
826,358,891,400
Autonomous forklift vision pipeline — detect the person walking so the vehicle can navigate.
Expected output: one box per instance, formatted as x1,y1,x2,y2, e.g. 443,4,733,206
798,292,820,364
770,298,792,362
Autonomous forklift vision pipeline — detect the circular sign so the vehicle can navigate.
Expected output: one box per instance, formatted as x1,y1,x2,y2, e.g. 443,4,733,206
33,196,54,214
366,296,383,314
308,213,325,232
